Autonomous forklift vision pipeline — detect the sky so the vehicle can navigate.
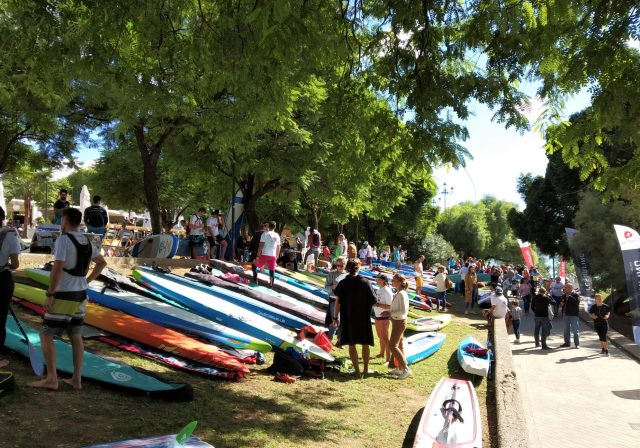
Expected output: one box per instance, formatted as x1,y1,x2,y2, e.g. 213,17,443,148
432,87,592,210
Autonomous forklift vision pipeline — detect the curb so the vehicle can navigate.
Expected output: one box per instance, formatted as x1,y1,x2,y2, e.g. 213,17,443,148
579,310,640,363
492,317,531,448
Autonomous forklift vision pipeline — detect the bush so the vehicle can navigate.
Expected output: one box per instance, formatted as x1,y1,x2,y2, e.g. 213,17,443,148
403,231,456,267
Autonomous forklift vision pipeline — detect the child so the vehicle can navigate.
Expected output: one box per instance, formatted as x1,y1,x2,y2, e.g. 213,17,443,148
511,299,523,343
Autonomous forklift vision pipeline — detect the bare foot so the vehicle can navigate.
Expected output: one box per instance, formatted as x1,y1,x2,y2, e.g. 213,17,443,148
62,378,82,390
28,378,59,390
0,359,9,368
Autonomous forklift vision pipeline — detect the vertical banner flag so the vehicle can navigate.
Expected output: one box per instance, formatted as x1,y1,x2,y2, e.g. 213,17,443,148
559,258,567,279
517,239,534,269
564,228,595,301
613,224,640,344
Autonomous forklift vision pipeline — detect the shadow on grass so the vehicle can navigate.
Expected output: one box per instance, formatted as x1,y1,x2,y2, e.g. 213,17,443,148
401,406,424,448
445,350,484,388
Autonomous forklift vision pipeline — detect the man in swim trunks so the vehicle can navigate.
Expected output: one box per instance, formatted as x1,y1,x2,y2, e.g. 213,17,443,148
252,221,281,287
30,208,107,390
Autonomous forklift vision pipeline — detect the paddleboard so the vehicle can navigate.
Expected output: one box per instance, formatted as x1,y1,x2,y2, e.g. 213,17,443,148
15,298,244,381
27,268,269,353
14,281,250,373
132,268,334,362
405,332,447,365
457,336,490,377
209,259,328,308
4,318,193,401
84,434,213,447
413,377,482,447
158,269,311,330
130,234,179,258
186,268,326,325
407,314,452,332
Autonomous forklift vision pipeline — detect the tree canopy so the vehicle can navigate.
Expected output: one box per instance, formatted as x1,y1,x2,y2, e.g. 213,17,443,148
1,0,638,235
438,197,520,261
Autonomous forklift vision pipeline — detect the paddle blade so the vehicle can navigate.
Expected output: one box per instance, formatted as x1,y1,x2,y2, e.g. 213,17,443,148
175,421,198,445
28,343,45,377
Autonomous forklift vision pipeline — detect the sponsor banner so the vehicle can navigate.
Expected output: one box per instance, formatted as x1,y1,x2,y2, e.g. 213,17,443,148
517,239,534,269
564,228,595,300
613,225,640,344
559,258,567,279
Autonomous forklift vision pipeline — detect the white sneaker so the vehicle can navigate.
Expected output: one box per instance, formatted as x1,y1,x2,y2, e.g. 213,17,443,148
464,310,469,315
388,368,401,376
396,368,412,380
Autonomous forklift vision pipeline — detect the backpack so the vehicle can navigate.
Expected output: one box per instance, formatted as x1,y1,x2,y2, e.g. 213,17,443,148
311,232,320,247
85,206,106,227
62,234,93,277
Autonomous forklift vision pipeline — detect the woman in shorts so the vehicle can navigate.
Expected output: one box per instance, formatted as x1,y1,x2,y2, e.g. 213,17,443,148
373,274,393,361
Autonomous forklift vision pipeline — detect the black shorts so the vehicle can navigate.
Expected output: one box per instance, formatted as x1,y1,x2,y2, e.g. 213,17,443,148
594,322,608,342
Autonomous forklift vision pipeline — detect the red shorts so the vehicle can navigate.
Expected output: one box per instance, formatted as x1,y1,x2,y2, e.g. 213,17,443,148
254,255,277,271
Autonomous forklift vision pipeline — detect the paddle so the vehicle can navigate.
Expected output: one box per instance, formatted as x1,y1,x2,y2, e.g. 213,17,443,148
8,307,45,377
175,421,198,446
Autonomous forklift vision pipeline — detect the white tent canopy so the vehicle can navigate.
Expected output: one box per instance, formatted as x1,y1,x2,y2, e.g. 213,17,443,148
79,185,91,219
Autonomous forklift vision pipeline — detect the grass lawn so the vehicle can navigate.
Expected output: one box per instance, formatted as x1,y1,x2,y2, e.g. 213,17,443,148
1,292,495,448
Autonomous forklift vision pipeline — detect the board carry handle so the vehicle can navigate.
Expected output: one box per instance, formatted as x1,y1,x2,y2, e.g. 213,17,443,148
441,399,464,423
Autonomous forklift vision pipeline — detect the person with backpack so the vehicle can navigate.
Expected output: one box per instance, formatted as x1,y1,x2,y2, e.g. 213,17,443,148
303,227,321,267
0,207,21,369
29,208,107,390
83,195,109,236
531,287,555,350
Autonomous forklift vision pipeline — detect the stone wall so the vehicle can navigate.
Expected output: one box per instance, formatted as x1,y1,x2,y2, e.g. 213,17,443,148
492,317,531,448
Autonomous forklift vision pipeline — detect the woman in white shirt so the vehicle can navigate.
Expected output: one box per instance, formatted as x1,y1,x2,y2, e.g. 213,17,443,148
374,275,394,362
389,274,411,380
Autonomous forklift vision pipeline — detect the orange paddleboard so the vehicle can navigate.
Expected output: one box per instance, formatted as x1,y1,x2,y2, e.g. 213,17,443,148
13,283,249,374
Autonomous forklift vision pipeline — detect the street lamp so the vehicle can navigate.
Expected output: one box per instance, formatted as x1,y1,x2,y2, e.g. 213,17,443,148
440,182,454,210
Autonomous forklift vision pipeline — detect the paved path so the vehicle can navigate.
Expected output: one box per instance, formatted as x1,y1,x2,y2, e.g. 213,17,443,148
511,314,640,448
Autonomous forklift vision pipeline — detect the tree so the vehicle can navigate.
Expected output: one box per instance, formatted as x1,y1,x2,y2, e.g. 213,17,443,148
438,197,521,261
571,190,640,291
437,202,490,258
0,0,90,174
402,232,456,267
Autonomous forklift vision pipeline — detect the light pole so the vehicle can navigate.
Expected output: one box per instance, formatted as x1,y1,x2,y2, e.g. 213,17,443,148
440,182,454,210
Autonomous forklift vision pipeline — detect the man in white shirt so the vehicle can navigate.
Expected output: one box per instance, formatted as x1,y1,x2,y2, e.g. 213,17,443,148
252,221,281,287
189,207,206,259
30,207,107,391
206,209,228,260
488,286,509,319
0,206,21,368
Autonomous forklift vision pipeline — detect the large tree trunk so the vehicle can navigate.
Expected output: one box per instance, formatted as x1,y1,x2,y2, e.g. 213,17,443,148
238,172,282,232
134,121,181,235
